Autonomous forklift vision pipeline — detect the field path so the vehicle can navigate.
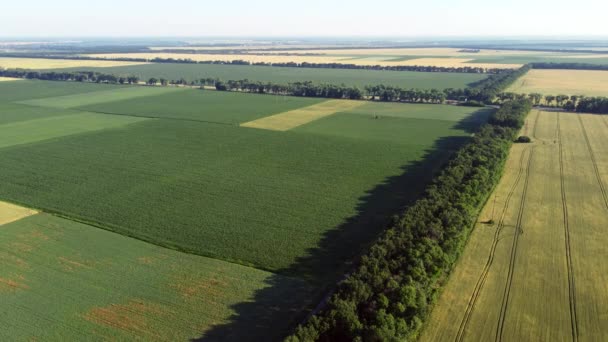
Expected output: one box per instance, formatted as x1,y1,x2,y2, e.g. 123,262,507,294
240,100,365,131
558,113,579,341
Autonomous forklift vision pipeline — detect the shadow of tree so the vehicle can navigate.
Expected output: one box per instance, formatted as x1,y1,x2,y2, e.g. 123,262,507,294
195,109,492,341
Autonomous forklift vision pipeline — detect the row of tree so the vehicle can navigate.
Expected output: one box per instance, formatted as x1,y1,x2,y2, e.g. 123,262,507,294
467,64,532,103
572,97,608,113
287,99,533,341
0,69,140,84
0,66,529,106
530,62,608,71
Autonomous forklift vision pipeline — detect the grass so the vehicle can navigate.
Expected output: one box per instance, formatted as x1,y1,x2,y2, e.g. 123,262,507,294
421,111,608,341
78,89,325,124
0,112,148,149
507,69,608,97
0,213,313,341
51,62,489,89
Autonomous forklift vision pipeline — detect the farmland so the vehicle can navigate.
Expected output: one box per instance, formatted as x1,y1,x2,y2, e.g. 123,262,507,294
84,52,522,69
50,62,488,89
0,79,487,339
82,47,608,69
507,69,608,97
0,213,313,341
421,111,608,341
0,57,148,69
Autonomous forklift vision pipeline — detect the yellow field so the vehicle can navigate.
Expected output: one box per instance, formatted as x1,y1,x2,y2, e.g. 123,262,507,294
0,57,148,69
0,77,22,82
86,53,520,69
421,111,608,341
250,47,542,57
0,201,37,226
240,99,364,131
508,69,608,97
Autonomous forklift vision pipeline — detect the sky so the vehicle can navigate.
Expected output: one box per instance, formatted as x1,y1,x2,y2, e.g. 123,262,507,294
1,0,607,38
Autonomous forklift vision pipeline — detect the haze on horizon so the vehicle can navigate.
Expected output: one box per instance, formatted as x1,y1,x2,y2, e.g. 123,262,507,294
1,0,607,38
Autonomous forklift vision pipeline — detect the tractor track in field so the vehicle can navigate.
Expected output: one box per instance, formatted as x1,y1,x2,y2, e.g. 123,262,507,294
495,146,534,342
532,110,540,138
577,114,608,211
455,147,531,342
557,113,579,341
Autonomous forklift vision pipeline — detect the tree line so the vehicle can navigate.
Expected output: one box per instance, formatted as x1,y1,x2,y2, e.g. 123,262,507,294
0,66,530,107
530,62,608,71
286,99,533,341
0,69,140,84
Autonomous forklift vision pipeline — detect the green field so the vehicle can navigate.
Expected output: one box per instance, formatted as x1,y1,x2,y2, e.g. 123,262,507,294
79,89,324,124
0,80,490,339
51,62,488,89
0,214,312,341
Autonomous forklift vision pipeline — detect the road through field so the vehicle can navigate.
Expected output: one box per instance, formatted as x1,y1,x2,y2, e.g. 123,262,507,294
421,111,608,341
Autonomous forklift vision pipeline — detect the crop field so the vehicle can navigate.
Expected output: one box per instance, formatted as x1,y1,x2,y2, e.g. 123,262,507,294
421,111,608,341
50,62,488,89
507,69,608,97
0,57,148,69
0,80,489,339
79,89,325,124
84,52,522,69
0,213,312,341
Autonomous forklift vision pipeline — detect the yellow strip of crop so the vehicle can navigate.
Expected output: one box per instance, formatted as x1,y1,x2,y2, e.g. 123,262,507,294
0,77,23,82
0,57,148,70
0,201,37,226
240,100,364,131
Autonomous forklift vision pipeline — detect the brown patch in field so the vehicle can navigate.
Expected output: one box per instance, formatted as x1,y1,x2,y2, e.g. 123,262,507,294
241,99,365,131
0,275,28,292
137,253,169,265
0,252,29,270
10,242,34,253
58,256,93,272
171,276,229,300
137,256,156,265
83,300,167,338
